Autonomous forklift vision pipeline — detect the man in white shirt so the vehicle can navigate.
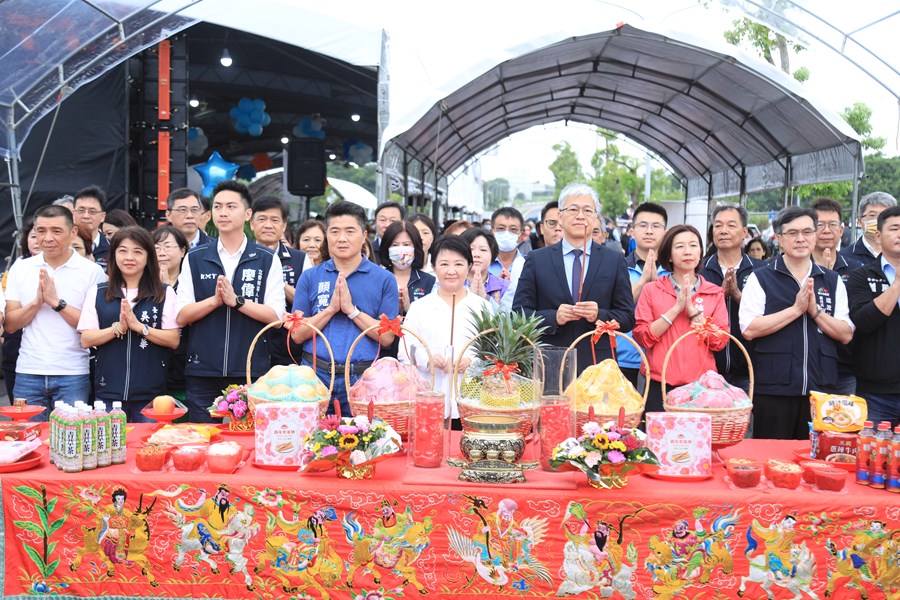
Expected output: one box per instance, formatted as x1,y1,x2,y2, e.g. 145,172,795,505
5,204,106,420
175,180,285,422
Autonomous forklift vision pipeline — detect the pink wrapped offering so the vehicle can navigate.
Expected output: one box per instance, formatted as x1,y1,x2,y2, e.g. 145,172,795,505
350,358,428,405
665,370,750,409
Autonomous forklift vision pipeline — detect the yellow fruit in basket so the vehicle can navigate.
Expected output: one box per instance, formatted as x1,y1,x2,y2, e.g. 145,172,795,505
316,382,328,397
293,384,317,401
565,359,643,412
295,365,318,381
270,383,292,399
267,365,289,379
251,381,271,395
391,371,409,386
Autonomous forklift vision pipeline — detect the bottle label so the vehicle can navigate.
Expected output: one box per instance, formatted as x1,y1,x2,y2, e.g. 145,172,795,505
82,425,94,455
96,423,108,453
110,421,122,450
64,426,79,459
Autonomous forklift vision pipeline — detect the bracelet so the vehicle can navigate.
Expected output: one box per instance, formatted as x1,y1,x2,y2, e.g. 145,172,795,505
660,313,673,326
813,306,823,320
347,306,361,320
687,311,702,320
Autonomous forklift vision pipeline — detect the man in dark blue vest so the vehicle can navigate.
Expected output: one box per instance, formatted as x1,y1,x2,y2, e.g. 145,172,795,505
249,195,306,367
699,204,761,393
739,206,854,440
73,185,110,271
840,191,897,266
175,180,285,422
166,188,214,249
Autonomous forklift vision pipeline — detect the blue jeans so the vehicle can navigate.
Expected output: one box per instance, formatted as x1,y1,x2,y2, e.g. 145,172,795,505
860,392,900,430
14,374,90,422
184,376,235,423
819,372,857,396
306,361,360,419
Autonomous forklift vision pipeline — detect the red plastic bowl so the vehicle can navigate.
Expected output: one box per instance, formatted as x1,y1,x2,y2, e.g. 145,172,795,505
815,468,847,492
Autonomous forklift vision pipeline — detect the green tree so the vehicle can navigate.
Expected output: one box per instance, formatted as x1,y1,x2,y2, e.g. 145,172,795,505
842,102,886,152
648,169,684,202
724,14,808,82
326,162,377,192
860,154,900,198
483,178,510,210
549,141,584,197
589,130,643,218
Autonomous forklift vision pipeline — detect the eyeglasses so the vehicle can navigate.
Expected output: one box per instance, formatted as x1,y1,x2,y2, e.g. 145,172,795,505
155,244,181,252
816,221,841,231
74,208,102,216
171,207,202,215
634,221,665,231
542,219,560,228
779,228,816,239
493,226,520,235
560,206,597,217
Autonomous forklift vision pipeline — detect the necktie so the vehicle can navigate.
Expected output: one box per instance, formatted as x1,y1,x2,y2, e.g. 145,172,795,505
571,249,582,303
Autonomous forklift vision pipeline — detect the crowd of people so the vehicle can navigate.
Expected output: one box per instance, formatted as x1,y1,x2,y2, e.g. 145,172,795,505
0,181,897,439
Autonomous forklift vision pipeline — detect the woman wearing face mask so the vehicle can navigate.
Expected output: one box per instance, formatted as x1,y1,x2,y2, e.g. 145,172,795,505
377,221,435,316
632,225,729,416
460,228,512,312
77,227,181,422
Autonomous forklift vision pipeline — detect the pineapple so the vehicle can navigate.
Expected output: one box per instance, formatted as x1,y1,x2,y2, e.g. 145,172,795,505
466,306,547,407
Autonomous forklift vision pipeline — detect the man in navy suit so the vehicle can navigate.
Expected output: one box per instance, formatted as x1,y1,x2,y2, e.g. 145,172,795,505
513,184,635,374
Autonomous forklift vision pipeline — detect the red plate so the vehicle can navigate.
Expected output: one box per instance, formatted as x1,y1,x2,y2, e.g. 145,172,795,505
140,407,188,423
0,451,44,473
0,405,46,421
792,447,856,472
644,471,713,482
252,461,301,471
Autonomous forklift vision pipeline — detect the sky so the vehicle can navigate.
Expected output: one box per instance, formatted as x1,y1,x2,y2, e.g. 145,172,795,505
474,3,900,200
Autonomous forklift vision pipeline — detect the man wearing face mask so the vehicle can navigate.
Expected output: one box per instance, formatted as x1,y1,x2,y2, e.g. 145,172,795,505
841,191,897,266
488,208,526,306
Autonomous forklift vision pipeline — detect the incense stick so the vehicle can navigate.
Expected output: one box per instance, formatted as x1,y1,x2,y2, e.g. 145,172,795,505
577,237,588,302
449,293,457,346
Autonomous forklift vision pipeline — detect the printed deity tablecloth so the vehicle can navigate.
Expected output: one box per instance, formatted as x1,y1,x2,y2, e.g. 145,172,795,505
1,426,898,599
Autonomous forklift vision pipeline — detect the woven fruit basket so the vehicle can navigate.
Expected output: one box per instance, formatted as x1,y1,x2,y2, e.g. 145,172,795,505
453,328,542,438
562,326,649,431
244,317,335,419
346,322,435,438
661,327,754,449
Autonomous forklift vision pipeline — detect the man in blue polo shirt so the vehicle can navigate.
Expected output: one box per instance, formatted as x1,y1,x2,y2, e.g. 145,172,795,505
291,201,399,417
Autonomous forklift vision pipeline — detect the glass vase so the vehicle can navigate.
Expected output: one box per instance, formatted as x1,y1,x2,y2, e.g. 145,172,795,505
534,347,576,471
409,391,446,468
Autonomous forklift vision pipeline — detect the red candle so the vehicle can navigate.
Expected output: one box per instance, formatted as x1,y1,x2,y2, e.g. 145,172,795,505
540,402,572,470
412,392,444,468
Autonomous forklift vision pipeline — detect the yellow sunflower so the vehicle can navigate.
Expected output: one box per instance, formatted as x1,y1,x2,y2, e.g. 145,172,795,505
593,434,610,450
339,434,359,449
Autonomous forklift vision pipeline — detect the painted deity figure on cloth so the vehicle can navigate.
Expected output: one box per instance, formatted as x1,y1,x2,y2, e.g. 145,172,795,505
98,487,132,560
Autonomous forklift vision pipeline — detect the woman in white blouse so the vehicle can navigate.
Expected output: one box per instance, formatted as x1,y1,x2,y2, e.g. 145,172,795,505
401,235,493,418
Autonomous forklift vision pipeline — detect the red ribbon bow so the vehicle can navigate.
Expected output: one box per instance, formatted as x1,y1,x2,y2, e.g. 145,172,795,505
590,320,620,364
282,310,313,368
692,316,725,345
377,314,404,337
482,358,520,393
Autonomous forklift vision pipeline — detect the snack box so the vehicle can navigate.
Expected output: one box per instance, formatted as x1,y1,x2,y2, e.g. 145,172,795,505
809,391,866,432
646,412,712,478
0,422,39,442
810,430,857,462
254,402,320,466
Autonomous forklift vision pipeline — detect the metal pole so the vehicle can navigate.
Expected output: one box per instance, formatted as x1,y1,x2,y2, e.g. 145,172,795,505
375,30,390,205
849,149,861,244
782,159,792,207
7,111,23,232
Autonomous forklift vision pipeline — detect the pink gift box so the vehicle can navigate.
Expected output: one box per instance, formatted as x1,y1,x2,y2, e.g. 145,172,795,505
645,412,712,478
254,403,321,466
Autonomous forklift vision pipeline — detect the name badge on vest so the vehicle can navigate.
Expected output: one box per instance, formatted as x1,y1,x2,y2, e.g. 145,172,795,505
240,267,263,300
868,277,884,294
815,284,833,315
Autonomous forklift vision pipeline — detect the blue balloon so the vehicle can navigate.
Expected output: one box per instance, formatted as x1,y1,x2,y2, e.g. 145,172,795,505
193,151,239,197
261,113,271,126
238,97,253,112
229,106,241,120
251,98,266,112
250,108,264,123
248,123,263,137
313,129,325,140
201,183,214,198
234,120,248,134
188,127,199,141
237,114,251,129
237,164,257,180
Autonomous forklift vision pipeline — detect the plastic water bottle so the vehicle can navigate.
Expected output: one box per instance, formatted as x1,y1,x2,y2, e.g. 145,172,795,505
48,402,62,465
94,401,111,468
856,420,875,485
110,401,127,464
887,425,900,493
61,406,83,473
869,421,892,489
81,405,97,470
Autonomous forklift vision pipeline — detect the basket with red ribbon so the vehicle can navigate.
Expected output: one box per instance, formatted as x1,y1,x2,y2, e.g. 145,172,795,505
345,315,435,438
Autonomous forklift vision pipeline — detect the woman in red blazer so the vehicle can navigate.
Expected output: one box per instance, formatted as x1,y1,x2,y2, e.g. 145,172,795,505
633,224,729,415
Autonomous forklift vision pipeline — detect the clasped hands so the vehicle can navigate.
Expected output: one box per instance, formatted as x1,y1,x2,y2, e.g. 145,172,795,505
556,301,599,326
431,354,470,374
793,277,823,318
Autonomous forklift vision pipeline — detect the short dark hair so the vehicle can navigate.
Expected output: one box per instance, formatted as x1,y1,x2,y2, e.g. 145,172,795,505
632,202,668,226
712,204,748,227
408,213,437,240
657,224,703,272
152,224,189,255
199,194,211,212
212,180,252,208
491,207,524,229
251,195,288,221
378,221,425,270
540,200,558,223
73,185,107,211
430,233,473,267
167,188,201,210
810,197,843,218
35,204,75,228
18,217,35,257
325,200,368,231
103,209,138,229
460,227,499,263
877,205,900,231
106,226,165,303
374,201,406,221
745,236,769,259
773,206,817,234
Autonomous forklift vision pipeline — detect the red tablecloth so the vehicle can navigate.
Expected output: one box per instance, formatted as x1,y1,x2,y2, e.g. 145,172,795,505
1,425,897,599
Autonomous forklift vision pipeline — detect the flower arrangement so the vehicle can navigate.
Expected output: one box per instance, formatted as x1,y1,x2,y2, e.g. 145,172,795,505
209,384,253,431
549,420,659,488
298,414,402,478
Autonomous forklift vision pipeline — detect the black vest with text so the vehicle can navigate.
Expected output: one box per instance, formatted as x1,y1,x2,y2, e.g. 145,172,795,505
185,242,274,378
94,283,168,402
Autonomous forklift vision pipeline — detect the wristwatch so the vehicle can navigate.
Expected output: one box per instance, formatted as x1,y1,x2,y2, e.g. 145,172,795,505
141,324,150,337
53,299,67,313
234,295,246,309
